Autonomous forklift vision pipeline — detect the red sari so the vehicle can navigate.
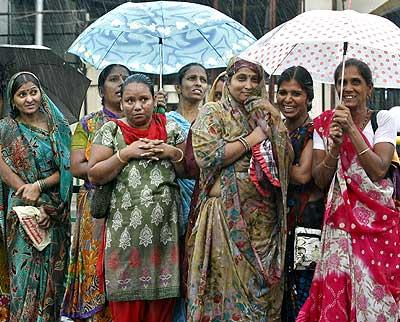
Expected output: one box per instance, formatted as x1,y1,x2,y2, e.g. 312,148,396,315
297,111,400,322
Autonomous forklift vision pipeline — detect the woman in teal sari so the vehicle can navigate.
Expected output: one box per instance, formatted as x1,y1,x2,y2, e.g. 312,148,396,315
0,72,72,321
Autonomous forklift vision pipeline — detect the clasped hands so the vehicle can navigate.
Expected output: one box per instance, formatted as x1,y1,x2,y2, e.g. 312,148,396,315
123,138,179,162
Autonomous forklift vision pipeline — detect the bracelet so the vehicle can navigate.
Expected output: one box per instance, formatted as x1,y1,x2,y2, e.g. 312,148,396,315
357,147,371,156
238,137,251,152
116,150,128,164
171,148,184,163
35,181,42,193
327,149,339,160
36,179,47,192
322,160,337,170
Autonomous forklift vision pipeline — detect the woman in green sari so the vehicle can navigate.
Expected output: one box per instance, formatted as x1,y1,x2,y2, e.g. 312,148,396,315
186,58,293,321
0,72,72,321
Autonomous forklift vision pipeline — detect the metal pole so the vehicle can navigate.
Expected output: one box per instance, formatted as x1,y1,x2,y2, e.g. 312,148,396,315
159,38,163,89
35,0,43,46
268,0,277,102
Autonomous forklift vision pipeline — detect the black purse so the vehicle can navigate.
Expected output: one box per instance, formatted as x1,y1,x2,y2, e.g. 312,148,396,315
90,180,115,219
90,123,119,219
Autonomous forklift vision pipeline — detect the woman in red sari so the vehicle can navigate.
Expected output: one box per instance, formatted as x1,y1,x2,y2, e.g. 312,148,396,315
297,59,400,321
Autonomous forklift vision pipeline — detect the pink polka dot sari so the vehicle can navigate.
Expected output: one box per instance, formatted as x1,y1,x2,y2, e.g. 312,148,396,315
297,110,400,322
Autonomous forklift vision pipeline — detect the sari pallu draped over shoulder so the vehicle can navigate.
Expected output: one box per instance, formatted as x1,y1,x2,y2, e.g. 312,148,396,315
187,58,293,322
0,72,72,321
298,110,400,322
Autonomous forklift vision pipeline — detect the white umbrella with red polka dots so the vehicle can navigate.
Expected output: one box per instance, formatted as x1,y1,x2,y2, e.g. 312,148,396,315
239,10,400,89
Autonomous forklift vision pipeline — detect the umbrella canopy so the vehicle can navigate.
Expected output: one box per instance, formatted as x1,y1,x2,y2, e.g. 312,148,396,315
0,44,90,123
67,1,256,76
240,10,400,88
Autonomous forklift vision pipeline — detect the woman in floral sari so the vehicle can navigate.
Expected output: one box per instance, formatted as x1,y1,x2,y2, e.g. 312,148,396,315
62,64,130,321
0,71,72,321
187,58,293,321
297,59,400,321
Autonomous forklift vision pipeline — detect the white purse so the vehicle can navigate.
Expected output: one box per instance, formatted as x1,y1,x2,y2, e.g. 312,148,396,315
293,227,321,270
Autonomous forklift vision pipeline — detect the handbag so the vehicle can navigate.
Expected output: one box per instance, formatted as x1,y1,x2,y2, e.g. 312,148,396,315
90,123,119,219
90,181,115,219
293,226,321,270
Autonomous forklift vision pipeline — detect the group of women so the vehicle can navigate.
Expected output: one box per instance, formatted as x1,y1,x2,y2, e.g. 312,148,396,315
0,55,398,322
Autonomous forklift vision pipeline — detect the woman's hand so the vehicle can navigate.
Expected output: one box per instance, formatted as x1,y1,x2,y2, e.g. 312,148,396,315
247,126,269,147
15,183,41,205
139,138,183,161
37,206,51,229
121,140,159,161
332,104,355,132
154,90,167,109
329,121,344,147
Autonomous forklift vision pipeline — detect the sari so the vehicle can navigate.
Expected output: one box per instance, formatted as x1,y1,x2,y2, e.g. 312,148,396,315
297,110,400,322
187,59,293,321
0,72,72,321
62,108,118,322
166,111,194,322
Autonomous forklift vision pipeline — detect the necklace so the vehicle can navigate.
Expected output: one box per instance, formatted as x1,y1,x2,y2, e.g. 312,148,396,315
285,114,310,132
359,109,371,130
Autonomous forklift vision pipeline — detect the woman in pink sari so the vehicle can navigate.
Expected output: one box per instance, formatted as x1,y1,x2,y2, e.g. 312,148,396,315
297,59,400,321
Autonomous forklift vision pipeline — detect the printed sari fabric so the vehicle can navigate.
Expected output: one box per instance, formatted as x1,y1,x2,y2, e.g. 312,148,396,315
187,61,293,321
62,108,118,322
0,75,72,322
297,110,400,322
166,111,195,235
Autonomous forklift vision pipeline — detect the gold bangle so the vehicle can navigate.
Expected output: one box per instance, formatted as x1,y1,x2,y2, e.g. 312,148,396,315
327,149,339,160
116,150,128,164
171,148,184,163
238,137,251,152
357,147,371,156
322,160,336,170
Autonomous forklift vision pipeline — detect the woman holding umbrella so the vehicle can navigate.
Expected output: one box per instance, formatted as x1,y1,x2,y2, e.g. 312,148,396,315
62,64,130,321
0,71,72,321
186,58,293,321
298,59,400,321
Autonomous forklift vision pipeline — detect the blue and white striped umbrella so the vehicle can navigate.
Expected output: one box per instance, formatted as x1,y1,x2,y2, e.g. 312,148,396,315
68,1,256,85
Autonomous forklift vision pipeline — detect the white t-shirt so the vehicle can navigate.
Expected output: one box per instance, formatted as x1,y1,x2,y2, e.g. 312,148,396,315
313,110,396,150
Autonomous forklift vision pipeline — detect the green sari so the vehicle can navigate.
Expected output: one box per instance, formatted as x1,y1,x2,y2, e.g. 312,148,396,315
0,72,72,321
187,59,293,321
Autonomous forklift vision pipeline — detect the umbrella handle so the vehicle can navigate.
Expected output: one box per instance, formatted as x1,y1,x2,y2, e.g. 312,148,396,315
159,38,163,89
339,42,348,103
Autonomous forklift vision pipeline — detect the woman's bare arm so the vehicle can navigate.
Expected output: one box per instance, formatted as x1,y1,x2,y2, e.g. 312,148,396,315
70,149,89,180
291,139,313,185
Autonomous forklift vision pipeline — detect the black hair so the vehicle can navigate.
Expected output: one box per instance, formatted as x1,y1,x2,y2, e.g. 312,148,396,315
98,64,130,106
277,66,314,111
177,63,208,85
10,73,41,99
10,73,41,117
334,58,373,87
121,73,154,97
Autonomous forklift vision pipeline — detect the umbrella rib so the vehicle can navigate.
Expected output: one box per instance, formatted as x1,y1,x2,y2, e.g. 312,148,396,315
97,31,125,68
270,43,298,76
196,29,225,63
